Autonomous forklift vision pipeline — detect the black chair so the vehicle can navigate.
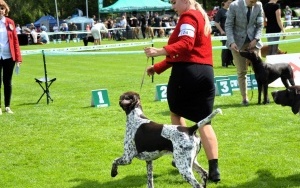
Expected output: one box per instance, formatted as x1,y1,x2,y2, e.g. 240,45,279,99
17,34,29,45
35,50,56,104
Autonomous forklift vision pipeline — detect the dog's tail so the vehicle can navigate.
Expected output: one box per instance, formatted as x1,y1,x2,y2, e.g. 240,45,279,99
189,108,222,133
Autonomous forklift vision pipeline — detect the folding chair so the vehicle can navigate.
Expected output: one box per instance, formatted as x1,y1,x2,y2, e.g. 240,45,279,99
35,50,56,104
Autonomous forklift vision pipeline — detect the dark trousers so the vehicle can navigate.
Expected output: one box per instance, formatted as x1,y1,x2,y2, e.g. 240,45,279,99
0,58,15,107
221,40,233,67
141,25,146,39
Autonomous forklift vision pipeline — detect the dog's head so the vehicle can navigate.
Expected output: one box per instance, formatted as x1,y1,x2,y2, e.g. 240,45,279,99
119,91,142,114
239,50,260,63
271,86,300,114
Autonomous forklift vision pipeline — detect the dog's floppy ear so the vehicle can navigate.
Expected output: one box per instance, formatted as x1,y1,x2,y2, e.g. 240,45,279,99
119,91,141,114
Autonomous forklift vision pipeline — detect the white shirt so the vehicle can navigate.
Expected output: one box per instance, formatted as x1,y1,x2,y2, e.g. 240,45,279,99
0,17,12,60
40,30,49,44
53,25,59,32
31,29,38,43
119,18,127,28
16,26,21,34
92,23,108,33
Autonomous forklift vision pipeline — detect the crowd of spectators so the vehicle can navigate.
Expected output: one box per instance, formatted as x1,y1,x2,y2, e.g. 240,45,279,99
16,3,299,45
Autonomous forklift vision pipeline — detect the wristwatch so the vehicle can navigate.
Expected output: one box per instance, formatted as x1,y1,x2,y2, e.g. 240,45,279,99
255,38,260,42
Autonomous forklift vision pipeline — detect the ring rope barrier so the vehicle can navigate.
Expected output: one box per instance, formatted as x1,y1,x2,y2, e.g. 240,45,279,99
21,31,300,56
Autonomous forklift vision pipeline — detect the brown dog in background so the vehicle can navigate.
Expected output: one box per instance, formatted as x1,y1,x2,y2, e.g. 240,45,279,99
261,45,287,58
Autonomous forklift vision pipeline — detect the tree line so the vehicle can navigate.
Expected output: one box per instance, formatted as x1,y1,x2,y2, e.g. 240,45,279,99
6,0,296,26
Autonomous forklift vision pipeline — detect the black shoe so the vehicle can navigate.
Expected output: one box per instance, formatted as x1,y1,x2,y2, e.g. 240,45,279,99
208,169,220,182
208,159,221,182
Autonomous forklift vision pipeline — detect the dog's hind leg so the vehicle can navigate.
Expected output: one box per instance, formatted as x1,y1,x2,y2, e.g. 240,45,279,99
283,76,295,87
173,151,203,188
281,77,291,89
193,159,208,188
177,165,203,188
146,161,154,188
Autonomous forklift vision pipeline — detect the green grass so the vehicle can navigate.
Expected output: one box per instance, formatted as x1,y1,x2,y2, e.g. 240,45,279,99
0,30,300,188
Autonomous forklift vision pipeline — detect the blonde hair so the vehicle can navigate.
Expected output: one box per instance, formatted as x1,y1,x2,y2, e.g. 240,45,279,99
0,0,10,16
194,2,211,36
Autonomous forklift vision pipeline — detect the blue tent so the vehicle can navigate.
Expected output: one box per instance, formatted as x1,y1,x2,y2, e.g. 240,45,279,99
100,0,172,13
34,15,57,28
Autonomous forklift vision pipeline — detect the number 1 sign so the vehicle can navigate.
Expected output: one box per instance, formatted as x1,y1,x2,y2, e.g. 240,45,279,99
91,89,110,107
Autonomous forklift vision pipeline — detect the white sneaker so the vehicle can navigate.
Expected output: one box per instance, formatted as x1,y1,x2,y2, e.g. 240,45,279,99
5,107,14,114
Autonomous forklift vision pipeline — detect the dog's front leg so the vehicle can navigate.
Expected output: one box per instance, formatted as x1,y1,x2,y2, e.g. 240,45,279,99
262,84,270,104
257,83,262,104
111,151,136,177
146,160,154,188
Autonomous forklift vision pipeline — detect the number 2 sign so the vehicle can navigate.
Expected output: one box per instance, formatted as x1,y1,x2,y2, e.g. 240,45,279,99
155,84,168,101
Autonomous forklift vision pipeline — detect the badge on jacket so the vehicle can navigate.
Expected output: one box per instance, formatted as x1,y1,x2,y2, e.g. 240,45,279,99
9,23,14,30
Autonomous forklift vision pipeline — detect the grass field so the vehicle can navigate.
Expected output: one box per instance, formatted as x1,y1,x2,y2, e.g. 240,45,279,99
0,30,300,188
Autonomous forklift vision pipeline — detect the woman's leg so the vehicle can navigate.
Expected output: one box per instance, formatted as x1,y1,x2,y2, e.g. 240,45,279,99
2,58,15,108
170,111,186,126
199,125,220,182
171,111,220,182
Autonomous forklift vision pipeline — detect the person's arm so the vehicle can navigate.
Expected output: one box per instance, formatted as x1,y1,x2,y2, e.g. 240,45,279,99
214,22,225,35
253,3,264,43
276,8,285,37
225,5,236,50
214,11,225,35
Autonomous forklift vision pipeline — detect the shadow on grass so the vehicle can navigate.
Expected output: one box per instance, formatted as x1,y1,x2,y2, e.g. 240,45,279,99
219,169,300,188
214,102,260,110
17,102,39,106
70,174,163,188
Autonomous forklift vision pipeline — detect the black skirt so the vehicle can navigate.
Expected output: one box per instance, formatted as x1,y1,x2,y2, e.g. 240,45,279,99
167,63,215,123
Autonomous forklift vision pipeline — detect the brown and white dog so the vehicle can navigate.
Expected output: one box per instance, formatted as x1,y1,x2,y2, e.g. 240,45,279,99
111,91,222,188
260,45,287,58
271,86,300,114
240,50,295,104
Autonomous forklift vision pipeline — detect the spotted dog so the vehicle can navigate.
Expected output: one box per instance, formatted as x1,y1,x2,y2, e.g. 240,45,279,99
111,91,222,188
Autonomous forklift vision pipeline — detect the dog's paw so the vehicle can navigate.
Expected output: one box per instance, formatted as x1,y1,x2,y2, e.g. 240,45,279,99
111,164,118,177
263,99,270,105
111,169,118,177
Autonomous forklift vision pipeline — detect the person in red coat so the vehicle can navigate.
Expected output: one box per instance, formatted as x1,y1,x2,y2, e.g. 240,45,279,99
0,0,22,114
144,0,220,182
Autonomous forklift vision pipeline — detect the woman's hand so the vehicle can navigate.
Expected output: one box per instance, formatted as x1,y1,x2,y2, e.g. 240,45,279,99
144,47,167,57
146,65,155,76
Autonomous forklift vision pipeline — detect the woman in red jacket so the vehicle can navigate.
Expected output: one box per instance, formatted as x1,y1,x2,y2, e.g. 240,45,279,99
0,0,22,114
144,0,220,182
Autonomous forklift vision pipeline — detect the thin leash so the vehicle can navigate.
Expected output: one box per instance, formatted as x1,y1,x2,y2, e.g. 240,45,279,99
140,57,149,93
248,62,254,101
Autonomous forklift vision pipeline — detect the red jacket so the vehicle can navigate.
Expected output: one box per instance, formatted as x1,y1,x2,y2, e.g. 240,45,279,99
5,17,22,63
154,10,212,74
